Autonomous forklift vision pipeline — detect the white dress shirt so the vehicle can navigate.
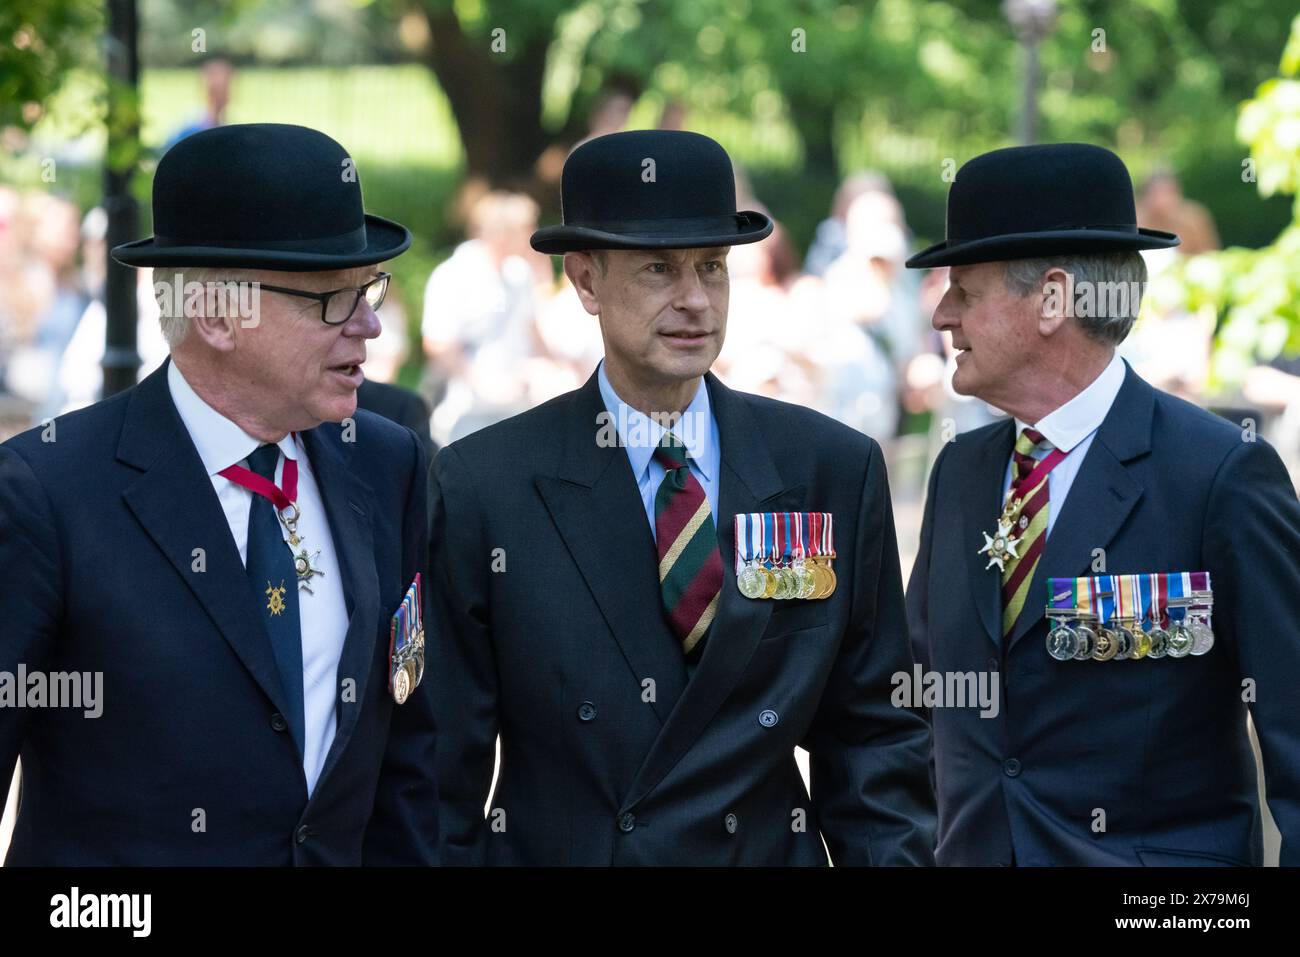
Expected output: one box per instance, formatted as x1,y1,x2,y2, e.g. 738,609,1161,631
1003,351,1127,538
596,360,721,541
168,360,349,796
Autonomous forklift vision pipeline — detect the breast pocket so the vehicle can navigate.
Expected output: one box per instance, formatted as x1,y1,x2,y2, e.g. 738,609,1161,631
762,599,830,640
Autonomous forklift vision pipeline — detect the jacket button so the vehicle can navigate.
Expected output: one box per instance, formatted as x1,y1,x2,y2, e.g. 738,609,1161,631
295,825,310,845
987,658,999,672
618,813,636,833
577,701,597,722
270,713,288,732
1003,758,1022,777
724,813,738,834
758,709,778,728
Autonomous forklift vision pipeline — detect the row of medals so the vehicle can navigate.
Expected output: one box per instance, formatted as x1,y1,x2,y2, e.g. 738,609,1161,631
1045,603,1215,662
737,557,837,600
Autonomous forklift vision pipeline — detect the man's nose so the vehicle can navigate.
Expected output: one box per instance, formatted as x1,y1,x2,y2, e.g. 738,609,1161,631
345,298,383,339
932,301,956,333
673,270,712,314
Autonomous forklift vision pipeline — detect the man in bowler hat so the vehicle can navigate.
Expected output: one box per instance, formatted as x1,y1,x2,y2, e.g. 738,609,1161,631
429,130,936,865
0,123,438,864
906,143,1300,865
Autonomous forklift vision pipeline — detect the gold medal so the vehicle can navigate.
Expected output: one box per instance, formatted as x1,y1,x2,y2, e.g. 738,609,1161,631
820,559,837,597
759,564,778,599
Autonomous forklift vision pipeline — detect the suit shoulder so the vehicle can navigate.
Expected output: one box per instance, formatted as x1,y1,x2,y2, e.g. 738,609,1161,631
1150,387,1243,450
344,406,417,453
737,389,882,461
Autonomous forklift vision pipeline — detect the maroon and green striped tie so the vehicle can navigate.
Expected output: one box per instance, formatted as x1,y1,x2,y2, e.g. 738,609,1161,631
1001,427,1052,638
653,432,723,657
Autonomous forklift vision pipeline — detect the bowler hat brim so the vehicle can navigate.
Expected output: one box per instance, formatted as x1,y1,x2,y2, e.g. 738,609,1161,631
905,226,1179,269
531,210,773,255
110,214,412,272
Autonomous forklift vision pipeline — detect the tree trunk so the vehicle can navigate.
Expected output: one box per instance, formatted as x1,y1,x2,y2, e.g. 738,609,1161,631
422,9,552,189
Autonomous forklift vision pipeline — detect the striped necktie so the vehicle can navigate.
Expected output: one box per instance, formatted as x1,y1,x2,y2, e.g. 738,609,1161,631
652,432,723,658
1001,427,1053,639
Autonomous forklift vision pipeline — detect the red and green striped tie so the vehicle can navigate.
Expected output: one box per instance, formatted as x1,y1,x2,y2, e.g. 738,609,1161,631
653,432,723,657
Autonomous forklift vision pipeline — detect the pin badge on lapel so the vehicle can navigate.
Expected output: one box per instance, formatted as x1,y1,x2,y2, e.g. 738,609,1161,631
389,572,426,704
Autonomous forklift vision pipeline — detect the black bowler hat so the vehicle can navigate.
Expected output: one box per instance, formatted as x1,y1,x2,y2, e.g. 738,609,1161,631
112,123,411,271
905,143,1178,269
530,130,773,254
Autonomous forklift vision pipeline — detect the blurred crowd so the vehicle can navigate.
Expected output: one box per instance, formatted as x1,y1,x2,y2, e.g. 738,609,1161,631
6,83,1300,496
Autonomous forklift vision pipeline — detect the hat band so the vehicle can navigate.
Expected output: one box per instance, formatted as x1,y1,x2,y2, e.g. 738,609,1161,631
153,224,369,253
568,212,755,234
950,222,1140,241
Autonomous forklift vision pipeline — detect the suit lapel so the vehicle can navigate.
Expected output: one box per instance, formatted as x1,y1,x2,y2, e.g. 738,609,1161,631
962,419,1016,646
1006,364,1153,649
535,374,689,725
119,359,295,719
299,424,381,788
623,373,792,809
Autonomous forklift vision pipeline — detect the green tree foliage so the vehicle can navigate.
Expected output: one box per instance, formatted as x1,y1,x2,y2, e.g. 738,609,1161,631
1172,14,1300,385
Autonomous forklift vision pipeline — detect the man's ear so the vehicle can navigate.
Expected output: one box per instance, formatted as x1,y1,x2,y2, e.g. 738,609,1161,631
563,252,602,317
187,306,240,352
1037,265,1072,338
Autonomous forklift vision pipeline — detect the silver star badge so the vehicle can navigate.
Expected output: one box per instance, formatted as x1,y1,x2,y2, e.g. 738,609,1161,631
978,520,1021,573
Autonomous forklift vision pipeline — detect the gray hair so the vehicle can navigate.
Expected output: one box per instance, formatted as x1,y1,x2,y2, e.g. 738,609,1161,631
153,266,254,347
1002,251,1148,345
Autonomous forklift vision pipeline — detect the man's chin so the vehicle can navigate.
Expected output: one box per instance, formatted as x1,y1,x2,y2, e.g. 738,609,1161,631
313,393,359,426
950,364,978,397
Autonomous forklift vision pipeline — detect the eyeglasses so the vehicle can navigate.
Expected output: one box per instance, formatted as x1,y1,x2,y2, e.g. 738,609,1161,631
255,272,391,325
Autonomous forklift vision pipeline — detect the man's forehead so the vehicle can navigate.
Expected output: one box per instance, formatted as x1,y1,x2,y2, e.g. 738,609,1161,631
624,246,730,261
949,262,996,283
253,265,377,287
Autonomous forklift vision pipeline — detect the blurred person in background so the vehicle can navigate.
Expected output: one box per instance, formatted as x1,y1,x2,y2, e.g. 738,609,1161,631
422,190,552,444
714,214,819,406
164,57,236,151
1121,169,1223,404
812,188,917,441
1137,169,1220,258
2,194,91,420
803,170,900,277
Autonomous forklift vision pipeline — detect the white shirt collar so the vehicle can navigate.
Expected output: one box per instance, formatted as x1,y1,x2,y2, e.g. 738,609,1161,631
167,358,298,476
1015,352,1127,453
596,359,714,483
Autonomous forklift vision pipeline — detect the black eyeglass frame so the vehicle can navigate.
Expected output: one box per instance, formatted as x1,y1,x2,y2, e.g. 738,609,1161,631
255,271,391,325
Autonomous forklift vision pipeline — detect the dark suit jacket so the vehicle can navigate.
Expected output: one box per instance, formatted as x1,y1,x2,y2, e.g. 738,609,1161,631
907,362,1300,866
430,370,936,865
0,359,438,865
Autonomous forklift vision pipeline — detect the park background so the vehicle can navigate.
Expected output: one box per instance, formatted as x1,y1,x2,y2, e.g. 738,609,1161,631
2,0,1299,864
